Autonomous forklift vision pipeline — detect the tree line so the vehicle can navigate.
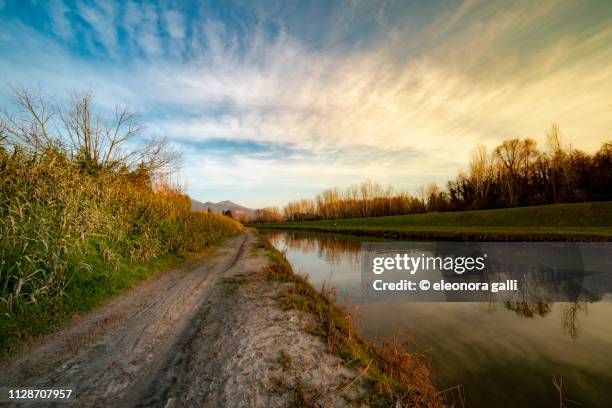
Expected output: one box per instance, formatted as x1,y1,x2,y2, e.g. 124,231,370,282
253,125,611,223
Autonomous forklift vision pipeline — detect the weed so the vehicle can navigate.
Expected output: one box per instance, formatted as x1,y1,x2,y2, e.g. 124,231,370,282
290,381,309,408
278,350,292,370
257,234,448,408
220,275,250,285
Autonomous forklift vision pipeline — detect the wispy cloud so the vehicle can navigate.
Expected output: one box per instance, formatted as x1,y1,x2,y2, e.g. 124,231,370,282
77,1,119,56
1,0,611,207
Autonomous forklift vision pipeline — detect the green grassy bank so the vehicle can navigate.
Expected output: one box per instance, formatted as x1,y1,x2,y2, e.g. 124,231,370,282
254,202,612,241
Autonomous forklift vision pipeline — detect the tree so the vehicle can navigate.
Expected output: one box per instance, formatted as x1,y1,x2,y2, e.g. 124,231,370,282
253,207,282,223
495,138,538,207
469,144,494,209
544,124,567,203
1,87,180,176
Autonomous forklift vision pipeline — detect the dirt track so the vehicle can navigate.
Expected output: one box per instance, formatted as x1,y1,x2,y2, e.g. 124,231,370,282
1,231,362,407
1,233,250,407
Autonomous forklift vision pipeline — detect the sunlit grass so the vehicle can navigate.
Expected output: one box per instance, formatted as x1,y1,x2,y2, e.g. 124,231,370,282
0,147,243,355
255,202,612,240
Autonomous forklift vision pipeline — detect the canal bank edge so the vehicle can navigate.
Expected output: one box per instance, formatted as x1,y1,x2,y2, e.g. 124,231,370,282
253,225,611,242
247,230,450,407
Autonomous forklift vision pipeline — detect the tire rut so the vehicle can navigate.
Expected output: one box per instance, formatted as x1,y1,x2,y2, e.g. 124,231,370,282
0,233,251,408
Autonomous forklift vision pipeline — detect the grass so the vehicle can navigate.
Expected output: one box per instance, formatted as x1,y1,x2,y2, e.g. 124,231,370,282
0,146,243,356
254,201,612,241
1,250,178,355
278,350,293,370
220,275,251,285
255,234,451,408
0,235,239,357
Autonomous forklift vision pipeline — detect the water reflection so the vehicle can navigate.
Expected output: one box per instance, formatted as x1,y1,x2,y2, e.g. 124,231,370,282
271,230,363,265
266,230,599,339
361,242,610,303
260,229,612,408
560,301,589,340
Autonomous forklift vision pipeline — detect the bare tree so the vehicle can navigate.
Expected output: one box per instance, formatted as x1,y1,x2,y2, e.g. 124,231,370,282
0,122,6,145
60,92,142,169
133,134,181,175
495,139,524,206
469,144,494,207
1,87,180,175
545,124,568,202
1,86,59,152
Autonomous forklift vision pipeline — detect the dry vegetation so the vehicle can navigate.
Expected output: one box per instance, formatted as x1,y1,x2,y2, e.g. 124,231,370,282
256,235,455,408
0,87,242,354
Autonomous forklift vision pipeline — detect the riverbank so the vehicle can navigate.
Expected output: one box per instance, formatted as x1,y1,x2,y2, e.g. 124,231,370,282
253,201,612,241
253,233,447,407
260,228,612,407
0,231,448,407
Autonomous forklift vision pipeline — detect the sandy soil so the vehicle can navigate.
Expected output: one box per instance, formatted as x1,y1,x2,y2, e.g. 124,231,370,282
1,231,364,407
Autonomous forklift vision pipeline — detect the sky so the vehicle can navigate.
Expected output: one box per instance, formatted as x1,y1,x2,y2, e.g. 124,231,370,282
1,0,611,208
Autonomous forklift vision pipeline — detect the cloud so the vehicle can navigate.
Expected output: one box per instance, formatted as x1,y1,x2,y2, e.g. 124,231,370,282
49,0,72,40
164,9,185,40
1,0,611,207
76,0,119,56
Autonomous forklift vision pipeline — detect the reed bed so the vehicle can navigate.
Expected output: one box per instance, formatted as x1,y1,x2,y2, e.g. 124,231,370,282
0,146,242,353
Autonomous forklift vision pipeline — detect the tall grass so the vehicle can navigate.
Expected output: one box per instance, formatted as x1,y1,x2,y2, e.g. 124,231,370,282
0,146,242,352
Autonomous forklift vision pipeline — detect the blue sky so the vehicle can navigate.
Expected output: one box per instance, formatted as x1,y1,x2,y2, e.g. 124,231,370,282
1,0,612,208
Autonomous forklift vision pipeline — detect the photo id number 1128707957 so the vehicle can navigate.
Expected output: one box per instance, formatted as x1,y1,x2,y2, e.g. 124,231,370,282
1,388,75,402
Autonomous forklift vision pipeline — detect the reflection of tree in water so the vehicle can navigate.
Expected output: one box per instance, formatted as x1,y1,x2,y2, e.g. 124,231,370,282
504,301,552,318
560,301,588,340
502,301,589,339
265,232,599,340
467,242,596,339
265,231,362,266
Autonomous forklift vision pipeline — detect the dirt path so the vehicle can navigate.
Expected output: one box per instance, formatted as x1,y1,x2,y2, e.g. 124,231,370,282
1,234,249,406
1,231,363,407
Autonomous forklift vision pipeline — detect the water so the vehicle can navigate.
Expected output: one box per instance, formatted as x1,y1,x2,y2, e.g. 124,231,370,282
259,229,612,408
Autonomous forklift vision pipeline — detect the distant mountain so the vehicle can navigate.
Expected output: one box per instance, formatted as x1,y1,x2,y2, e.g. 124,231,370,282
190,199,254,216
